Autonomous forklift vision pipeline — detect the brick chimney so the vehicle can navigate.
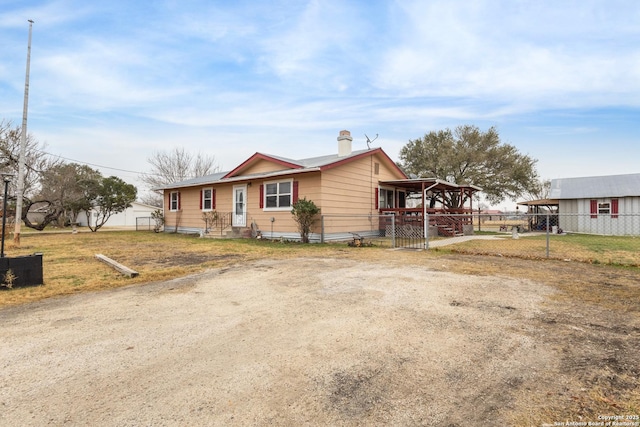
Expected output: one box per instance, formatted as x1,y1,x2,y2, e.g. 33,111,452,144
337,130,352,157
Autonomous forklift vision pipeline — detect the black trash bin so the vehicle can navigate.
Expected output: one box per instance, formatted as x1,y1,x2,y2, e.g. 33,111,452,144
0,253,43,287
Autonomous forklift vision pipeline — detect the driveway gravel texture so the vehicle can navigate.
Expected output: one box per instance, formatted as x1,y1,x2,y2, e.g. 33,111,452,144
1,256,638,426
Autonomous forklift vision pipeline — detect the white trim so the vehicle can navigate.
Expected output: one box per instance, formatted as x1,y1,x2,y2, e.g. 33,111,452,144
378,186,395,209
263,178,294,211
597,201,611,215
232,185,247,227
169,191,179,212
201,187,213,211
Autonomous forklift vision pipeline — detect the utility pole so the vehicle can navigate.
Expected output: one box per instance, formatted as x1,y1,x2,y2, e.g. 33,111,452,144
14,19,34,246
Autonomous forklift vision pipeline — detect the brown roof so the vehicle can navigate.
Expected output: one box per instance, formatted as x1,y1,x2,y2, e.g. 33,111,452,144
517,199,559,206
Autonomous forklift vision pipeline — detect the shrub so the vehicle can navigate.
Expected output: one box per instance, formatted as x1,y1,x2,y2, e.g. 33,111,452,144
291,198,320,243
151,209,165,233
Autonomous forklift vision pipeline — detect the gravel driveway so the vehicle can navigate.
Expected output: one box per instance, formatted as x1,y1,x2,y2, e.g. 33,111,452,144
0,257,610,425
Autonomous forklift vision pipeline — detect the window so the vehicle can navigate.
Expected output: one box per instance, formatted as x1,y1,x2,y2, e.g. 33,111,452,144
170,191,180,211
379,188,395,209
201,188,214,211
398,191,406,208
264,180,292,209
598,202,610,215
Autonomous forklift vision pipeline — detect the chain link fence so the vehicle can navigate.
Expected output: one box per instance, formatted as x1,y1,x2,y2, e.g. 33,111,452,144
319,213,640,266
136,217,154,231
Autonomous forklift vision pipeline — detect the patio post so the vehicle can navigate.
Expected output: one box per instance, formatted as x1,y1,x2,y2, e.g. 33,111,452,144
422,182,427,249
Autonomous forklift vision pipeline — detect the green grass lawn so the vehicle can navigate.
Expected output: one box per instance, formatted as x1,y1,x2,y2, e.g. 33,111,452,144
445,232,640,266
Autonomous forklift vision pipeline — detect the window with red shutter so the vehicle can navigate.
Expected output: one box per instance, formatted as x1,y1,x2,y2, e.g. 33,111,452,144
590,199,598,218
611,199,619,219
374,187,379,210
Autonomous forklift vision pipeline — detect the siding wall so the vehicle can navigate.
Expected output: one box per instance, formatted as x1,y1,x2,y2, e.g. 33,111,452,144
320,154,402,214
241,159,293,175
559,197,640,235
316,153,406,235
77,203,158,227
163,173,320,234
249,172,321,235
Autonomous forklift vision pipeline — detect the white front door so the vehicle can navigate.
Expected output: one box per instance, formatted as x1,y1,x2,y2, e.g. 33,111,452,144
232,185,247,227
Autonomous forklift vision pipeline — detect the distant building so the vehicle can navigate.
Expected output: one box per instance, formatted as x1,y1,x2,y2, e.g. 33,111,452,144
77,202,158,228
549,173,640,235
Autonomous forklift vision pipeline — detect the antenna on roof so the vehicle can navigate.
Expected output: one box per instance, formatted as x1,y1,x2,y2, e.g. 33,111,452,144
365,133,378,149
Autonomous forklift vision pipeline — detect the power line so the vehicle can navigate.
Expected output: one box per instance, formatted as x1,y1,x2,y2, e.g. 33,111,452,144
37,149,161,177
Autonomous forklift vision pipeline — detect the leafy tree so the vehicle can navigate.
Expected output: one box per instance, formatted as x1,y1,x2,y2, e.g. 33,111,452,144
37,163,102,227
399,125,539,207
291,198,320,243
84,176,137,232
139,147,219,206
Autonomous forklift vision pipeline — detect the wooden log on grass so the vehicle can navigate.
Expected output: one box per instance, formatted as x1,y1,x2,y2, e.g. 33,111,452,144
95,254,139,278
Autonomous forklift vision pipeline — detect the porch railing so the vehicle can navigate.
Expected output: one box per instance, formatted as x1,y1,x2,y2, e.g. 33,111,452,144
379,208,473,237
203,211,233,236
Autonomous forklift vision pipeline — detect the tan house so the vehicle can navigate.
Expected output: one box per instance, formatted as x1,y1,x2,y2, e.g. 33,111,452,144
159,130,480,241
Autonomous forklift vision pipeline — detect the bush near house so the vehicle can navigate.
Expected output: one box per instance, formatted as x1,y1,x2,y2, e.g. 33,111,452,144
291,198,320,243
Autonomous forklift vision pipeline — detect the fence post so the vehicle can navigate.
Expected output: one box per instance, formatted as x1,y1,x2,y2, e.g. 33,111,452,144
391,214,396,248
546,212,550,258
320,215,325,244
424,211,429,250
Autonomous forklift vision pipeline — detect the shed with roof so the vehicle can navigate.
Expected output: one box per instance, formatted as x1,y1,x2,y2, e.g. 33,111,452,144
549,173,640,235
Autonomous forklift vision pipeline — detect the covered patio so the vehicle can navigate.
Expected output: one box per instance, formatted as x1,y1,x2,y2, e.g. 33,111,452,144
377,178,482,238
517,198,559,231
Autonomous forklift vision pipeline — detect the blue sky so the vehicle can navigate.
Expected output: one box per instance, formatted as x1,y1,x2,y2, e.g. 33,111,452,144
2,0,639,205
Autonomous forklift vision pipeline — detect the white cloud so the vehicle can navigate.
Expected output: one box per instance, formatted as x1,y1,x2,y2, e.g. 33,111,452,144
374,0,640,108
3,0,640,190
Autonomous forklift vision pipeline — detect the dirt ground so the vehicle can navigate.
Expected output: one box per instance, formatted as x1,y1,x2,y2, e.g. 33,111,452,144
1,256,638,426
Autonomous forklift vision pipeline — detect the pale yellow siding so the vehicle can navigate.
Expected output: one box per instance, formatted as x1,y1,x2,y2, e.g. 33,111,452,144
164,186,233,231
247,172,321,235
319,153,404,215
241,159,293,175
163,173,321,233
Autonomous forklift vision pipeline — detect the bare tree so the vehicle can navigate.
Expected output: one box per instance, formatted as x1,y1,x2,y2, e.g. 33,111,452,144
0,119,60,198
521,179,551,201
139,147,219,207
1,119,66,230
140,147,219,189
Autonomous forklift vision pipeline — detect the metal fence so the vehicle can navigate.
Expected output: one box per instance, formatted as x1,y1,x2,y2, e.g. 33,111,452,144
319,213,444,248
319,213,640,265
136,217,154,231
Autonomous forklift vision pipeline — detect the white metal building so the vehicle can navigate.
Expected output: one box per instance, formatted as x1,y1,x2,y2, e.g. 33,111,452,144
78,202,159,228
550,173,640,235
